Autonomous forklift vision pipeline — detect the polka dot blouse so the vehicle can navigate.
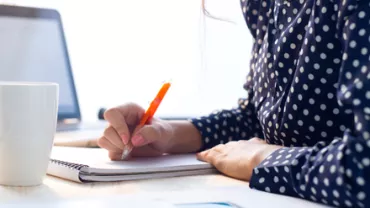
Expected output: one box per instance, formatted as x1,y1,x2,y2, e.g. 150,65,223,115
190,0,370,207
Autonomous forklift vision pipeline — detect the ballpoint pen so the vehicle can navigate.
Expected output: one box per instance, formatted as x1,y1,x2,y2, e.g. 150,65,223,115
121,81,171,160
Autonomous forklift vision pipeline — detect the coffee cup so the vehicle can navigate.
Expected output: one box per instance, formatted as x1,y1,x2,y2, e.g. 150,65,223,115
0,82,58,186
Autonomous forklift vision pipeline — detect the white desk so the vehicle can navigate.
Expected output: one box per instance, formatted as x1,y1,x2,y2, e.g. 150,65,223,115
0,172,329,208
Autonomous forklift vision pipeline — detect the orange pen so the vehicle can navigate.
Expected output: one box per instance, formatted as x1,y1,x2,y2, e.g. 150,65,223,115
121,81,171,160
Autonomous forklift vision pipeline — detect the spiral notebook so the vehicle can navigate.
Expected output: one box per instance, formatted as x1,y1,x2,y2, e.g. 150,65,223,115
47,147,216,183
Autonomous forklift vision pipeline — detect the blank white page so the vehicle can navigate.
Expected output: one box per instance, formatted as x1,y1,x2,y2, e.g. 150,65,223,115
50,147,213,175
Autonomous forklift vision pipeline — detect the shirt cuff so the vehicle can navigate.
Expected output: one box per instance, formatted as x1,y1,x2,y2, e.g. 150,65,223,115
189,116,219,151
249,146,313,197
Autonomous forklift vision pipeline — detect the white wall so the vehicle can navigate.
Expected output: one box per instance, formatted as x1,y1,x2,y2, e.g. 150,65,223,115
0,0,253,121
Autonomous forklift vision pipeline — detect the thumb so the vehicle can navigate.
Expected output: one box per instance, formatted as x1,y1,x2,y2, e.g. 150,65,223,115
131,119,170,147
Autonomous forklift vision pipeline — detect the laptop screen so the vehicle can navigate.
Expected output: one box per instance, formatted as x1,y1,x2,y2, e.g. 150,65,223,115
0,5,80,120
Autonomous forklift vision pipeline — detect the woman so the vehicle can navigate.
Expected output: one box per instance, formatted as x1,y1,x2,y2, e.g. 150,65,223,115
97,0,370,207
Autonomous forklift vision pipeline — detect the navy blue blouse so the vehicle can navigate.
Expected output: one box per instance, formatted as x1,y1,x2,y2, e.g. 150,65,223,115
190,0,370,207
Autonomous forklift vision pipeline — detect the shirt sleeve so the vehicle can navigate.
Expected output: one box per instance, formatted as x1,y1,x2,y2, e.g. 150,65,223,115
249,1,370,207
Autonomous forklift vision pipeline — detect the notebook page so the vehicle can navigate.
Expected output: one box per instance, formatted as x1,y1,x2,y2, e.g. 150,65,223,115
50,147,213,175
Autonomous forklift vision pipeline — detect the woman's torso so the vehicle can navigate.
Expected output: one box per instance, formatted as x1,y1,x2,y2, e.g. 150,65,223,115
242,0,354,147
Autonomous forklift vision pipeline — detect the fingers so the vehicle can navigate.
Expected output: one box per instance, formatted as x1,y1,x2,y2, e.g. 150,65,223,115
115,103,145,126
103,126,125,149
98,125,131,161
97,136,121,153
101,103,173,160
196,149,210,161
131,118,172,147
131,125,159,146
104,108,130,144
196,144,224,162
103,103,146,144
213,144,225,152
197,148,226,172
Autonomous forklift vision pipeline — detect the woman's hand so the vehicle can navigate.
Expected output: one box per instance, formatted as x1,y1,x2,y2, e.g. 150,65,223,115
97,103,175,160
196,138,282,181
97,103,203,160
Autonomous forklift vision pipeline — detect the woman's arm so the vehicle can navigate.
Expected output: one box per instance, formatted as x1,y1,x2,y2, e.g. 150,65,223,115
249,2,370,207
165,96,263,153
164,120,203,154
165,69,262,153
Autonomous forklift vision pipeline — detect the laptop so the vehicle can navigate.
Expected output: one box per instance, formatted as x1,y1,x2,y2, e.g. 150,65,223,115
0,4,107,146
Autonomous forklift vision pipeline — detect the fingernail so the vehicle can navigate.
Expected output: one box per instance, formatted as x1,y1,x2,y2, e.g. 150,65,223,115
132,135,145,146
121,134,129,145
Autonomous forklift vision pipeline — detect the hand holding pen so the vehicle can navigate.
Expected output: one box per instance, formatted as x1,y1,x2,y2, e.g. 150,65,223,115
97,82,173,161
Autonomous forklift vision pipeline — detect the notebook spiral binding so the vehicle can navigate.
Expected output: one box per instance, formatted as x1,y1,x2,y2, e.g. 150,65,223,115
50,159,88,170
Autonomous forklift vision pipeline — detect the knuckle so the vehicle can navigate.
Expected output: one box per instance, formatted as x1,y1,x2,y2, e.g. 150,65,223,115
214,144,225,151
103,107,118,120
153,121,164,132
152,120,173,140
152,123,164,137
142,125,161,139
215,144,225,148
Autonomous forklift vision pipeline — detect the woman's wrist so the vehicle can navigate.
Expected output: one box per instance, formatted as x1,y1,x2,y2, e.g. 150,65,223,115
252,143,283,168
164,120,203,154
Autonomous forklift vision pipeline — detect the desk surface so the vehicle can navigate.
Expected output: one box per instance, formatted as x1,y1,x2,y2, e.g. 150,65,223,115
0,173,329,208
0,141,329,208
0,173,245,201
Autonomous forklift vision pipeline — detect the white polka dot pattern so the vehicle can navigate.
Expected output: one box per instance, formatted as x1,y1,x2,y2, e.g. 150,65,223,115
190,1,370,207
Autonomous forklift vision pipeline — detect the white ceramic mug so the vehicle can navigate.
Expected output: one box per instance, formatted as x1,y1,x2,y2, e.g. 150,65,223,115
0,82,58,186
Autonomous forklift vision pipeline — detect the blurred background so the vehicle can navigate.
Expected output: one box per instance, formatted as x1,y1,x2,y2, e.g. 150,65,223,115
0,0,253,122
